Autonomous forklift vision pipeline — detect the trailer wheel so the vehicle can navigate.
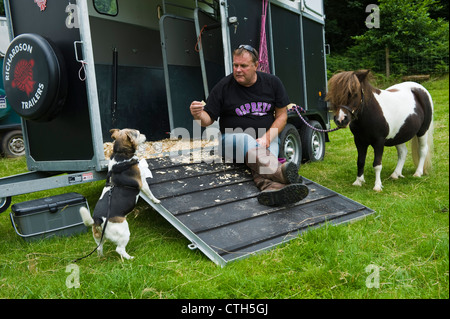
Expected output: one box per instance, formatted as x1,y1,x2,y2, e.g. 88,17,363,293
300,120,326,162
2,130,25,158
2,33,68,122
279,123,302,167
0,196,12,214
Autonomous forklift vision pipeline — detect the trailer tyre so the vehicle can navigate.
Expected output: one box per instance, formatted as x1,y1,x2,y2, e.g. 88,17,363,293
279,124,302,167
300,120,326,162
2,33,68,122
2,130,25,158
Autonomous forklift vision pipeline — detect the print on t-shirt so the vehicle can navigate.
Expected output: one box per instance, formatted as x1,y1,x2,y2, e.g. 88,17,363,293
235,102,272,117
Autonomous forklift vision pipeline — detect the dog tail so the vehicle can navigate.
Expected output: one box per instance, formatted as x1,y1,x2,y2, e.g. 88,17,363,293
79,207,95,227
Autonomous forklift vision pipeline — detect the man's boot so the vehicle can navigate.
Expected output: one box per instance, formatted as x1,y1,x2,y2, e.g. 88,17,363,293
252,171,309,206
247,148,309,206
245,147,299,184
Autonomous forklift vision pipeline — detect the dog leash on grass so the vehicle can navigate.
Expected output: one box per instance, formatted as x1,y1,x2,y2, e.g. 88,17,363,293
288,104,341,133
72,187,113,263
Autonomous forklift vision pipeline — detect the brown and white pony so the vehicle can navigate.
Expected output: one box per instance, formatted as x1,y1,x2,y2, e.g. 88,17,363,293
326,70,433,191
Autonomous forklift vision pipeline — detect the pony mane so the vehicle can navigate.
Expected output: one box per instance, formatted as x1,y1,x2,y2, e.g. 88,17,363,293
326,70,378,111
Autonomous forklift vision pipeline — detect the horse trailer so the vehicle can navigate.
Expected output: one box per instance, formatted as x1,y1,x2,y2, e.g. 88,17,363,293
0,1,370,266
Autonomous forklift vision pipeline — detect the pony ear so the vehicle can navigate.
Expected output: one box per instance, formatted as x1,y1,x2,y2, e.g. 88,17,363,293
354,70,371,83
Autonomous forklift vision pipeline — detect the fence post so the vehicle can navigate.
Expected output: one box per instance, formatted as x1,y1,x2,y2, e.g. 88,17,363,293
385,46,390,78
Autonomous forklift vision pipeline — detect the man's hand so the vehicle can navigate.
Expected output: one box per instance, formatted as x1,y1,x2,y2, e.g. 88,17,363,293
190,101,206,120
257,106,287,148
189,101,213,127
256,135,270,149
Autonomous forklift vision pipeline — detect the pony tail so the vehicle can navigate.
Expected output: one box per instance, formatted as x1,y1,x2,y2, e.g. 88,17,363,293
411,87,434,175
411,118,433,175
424,118,434,174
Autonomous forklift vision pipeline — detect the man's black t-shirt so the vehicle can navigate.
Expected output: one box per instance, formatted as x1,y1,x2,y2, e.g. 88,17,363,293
204,71,290,138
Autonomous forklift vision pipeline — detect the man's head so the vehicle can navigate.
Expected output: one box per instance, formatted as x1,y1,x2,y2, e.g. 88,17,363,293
233,45,259,87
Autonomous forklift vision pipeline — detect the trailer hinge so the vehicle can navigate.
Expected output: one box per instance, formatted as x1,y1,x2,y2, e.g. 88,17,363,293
188,243,198,250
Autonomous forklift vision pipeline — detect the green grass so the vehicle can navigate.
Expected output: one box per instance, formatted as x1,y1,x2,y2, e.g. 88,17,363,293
0,75,448,299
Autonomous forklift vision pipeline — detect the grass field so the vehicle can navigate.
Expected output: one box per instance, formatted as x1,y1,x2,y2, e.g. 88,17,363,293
0,75,448,300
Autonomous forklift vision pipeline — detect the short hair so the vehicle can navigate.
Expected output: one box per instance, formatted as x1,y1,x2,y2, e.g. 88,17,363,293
233,45,259,64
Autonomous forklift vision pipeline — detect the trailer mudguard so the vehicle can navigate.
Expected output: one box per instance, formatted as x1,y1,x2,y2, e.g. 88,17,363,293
2,33,68,122
0,89,11,120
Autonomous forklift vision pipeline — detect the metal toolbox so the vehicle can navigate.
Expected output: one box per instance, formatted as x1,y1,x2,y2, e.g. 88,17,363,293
10,192,88,241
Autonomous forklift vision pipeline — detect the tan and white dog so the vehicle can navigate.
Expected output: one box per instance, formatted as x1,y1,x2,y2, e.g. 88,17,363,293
79,128,159,260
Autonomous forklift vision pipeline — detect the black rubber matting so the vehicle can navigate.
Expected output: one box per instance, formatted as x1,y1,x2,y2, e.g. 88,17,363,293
144,156,374,266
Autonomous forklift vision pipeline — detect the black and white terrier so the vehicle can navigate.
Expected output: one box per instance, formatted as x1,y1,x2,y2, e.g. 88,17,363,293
79,128,159,260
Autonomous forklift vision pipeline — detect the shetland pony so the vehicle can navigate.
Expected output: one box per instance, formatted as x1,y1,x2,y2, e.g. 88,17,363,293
326,70,433,191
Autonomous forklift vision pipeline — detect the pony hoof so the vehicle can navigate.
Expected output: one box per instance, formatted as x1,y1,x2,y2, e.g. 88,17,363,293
413,172,423,177
373,185,383,192
352,176,365,187
120,254,134,261
390,173,404,180
352,180,365,187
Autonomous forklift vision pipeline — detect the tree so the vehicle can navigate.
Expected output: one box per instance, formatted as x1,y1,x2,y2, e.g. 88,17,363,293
349,0,449,75
324,0,375,54
324,0,449,53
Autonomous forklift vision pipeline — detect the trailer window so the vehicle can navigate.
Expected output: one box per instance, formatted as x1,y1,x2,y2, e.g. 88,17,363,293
93,0,118,16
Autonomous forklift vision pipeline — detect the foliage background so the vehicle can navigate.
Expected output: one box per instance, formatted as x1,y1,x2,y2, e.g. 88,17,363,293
324,0,449,76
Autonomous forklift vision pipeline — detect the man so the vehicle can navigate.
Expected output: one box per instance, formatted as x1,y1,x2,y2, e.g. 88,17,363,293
190,45,308,206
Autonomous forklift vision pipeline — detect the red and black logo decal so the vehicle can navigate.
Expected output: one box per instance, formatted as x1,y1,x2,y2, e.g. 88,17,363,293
11,59,36,97
34,0,47,11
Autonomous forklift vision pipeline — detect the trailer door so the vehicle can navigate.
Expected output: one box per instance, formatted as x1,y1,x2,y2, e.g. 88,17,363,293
3,0,104,171
270,4,305,106
194,8,225,98
302,17,327,114
160,15,204,137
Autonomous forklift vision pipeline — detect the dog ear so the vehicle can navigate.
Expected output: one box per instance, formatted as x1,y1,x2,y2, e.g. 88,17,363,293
110,129,120,140
125,130,138,143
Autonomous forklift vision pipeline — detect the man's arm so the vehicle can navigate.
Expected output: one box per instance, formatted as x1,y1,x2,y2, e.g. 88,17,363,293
190,101,214,127
256,106,288,148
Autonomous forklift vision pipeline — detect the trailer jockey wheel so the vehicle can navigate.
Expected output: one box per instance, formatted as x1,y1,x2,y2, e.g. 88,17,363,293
2,33,68,122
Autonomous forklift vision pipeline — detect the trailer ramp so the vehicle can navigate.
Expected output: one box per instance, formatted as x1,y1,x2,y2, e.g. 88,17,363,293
141,155,374,266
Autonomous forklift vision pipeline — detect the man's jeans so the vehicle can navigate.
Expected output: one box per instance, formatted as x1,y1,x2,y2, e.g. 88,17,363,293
221,132,279,163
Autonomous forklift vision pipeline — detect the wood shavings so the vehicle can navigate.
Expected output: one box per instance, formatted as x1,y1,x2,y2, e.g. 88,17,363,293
104,138,219,161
